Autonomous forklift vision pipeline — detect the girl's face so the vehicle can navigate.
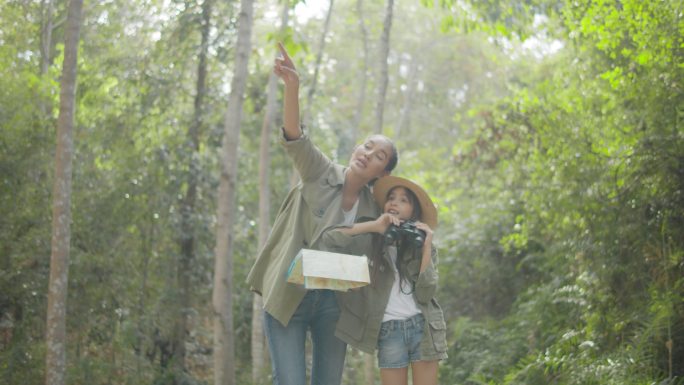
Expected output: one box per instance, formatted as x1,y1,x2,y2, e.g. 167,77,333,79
384,187,415,221
348,135,394,181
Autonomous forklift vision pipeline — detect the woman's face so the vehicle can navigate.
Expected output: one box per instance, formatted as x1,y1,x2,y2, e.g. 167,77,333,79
384,187,415,221
348,135,394,181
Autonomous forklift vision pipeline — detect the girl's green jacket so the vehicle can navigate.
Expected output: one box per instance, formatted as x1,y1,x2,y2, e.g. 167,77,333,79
320,228,449,361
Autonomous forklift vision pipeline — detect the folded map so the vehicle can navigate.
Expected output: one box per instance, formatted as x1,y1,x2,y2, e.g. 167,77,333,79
286,249,370,291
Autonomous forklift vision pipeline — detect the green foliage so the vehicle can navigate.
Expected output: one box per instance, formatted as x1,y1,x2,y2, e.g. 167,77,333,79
427,0,564,39
440,317,528,384
432,0,684,384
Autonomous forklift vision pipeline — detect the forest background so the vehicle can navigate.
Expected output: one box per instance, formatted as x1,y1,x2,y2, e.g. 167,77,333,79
1,0,683,384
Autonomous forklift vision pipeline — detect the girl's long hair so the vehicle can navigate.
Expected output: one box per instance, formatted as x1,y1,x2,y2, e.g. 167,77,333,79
370,186,423,294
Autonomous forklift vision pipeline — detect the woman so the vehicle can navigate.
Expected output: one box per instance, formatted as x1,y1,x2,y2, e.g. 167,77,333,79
321,176,448,385
246,42,399,385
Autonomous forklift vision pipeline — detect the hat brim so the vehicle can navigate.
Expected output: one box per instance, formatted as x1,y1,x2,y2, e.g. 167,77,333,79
373,176,438,229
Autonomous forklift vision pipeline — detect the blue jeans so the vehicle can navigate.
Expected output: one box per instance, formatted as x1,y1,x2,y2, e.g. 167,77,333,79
264,289,347,385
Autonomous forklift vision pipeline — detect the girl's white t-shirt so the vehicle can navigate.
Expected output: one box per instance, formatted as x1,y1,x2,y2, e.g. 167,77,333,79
382,246,422,322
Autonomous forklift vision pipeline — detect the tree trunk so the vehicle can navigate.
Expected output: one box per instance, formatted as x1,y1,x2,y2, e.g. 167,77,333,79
212,0,253,384
45,1,83,385
290,0,334,188
373,0,394,134
175,0,213,373
302,0,335,131
252,1,289,382
134,217,153,374
396,54,418,138
40,0,55,76
39,0,55,118
352,0,368,136
338,0,368,159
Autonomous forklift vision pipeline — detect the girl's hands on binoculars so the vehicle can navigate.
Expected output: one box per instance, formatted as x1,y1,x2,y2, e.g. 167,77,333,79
414,221,432,235
375,213,401,233
414,221,433,246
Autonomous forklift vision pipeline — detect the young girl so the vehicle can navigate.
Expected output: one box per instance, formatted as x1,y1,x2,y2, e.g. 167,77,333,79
246,43,399,385
321,176,448,385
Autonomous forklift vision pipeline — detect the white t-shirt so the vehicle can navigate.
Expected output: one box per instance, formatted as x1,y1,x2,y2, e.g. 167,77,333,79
382,246,422,322
341,198,359,226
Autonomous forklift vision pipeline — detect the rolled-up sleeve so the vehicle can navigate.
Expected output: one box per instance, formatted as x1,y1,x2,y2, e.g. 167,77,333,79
281,130,331,183
319,227,373,257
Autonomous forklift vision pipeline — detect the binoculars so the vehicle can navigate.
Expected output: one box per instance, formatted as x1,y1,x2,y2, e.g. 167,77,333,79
384,221,426,248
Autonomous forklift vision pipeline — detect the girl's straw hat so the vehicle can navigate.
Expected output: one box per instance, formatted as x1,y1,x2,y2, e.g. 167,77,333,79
373,176,438,229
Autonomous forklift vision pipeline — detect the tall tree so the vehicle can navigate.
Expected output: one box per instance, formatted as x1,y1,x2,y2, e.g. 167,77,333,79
38,0,61,117
337,0,369,160
373,0,394,134
352,0,368,136
302,0,335,131
253,1,290,382
211,0,253,383
174,0,213,373
45,0,83,384
395,52,419,137
290,0,334,189
39,0,55,76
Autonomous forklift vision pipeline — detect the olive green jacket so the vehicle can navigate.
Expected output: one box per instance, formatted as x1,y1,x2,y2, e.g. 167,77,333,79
320,229,448,361
245,134,382,327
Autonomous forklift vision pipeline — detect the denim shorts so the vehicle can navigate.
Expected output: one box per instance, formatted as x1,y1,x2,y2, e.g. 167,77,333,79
377,313,425,369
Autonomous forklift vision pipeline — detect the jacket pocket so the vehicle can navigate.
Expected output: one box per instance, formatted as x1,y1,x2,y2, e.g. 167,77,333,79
337,306,364,340
336,292,367,340
428,318,447,353
427,299,448,353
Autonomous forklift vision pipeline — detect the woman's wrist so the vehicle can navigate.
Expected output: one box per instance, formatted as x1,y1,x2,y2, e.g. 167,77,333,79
284,76,300,89
285,80,299,89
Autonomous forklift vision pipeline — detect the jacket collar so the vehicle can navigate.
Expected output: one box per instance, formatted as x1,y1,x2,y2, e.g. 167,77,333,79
328,165,376,216
327,164,347,186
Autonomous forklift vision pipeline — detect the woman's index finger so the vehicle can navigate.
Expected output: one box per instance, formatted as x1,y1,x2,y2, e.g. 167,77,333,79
277,42,290,60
